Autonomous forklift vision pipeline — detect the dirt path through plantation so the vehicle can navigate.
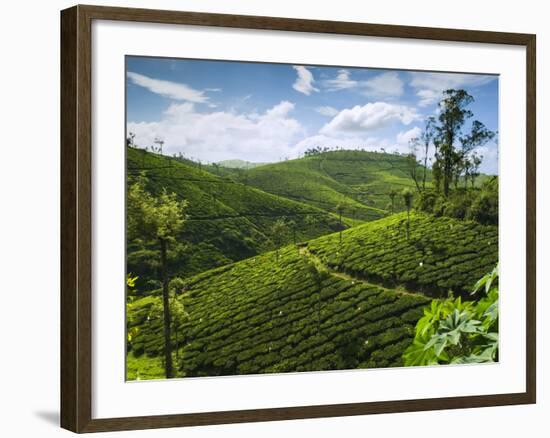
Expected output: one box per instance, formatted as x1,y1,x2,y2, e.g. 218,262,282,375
298,245,422,297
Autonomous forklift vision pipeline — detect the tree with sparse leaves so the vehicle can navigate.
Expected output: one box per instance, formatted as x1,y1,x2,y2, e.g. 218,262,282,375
406,138,422,193
388,189,397,214
420,117,436,190
127,175,188,378
402,188,413,240
270,218,288,259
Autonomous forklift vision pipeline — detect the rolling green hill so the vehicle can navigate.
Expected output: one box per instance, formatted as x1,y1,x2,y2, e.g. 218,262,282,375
308,212,498,296
242,150,428,221
127,147,345,284
127,212,497,379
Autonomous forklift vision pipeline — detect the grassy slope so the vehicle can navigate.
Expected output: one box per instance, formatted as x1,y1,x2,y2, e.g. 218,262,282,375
127,212,497,379
308,212,498,296
127,147,346,282
244,150,428,221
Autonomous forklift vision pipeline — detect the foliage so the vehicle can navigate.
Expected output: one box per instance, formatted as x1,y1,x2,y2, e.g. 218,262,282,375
308,212,498,297
244,149,425,218
127,147,345,288
126,273,140,343
127,242,431,379
127,212,497,379
126,353,165,381
127,175,189,378
415,177,498,225
403,265,498,366
270,218,289,257
388,189,398,214
431,89,496,196
402,188,413,239
402,189,413,211
127,174,188,243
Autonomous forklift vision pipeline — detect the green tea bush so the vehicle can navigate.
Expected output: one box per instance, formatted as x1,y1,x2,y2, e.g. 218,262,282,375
127,211,497,379
308,212,497,296
127,243,429,379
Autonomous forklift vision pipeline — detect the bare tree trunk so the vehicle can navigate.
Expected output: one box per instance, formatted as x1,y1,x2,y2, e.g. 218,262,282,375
160,238,173,378
406,209,410,240
422,144,428,190
443,160,451,197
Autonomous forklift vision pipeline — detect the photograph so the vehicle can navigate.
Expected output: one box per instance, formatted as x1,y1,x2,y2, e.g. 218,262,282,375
125,56,500,380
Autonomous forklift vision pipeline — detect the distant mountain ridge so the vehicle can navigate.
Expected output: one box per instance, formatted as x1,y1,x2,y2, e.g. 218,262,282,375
217,159,269,169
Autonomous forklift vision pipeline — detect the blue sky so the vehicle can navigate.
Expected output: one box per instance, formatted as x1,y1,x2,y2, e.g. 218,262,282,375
126,56,499,174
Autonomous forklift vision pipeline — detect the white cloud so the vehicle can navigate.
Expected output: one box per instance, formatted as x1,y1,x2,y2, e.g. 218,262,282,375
292,66,319,95
396,126,422,146
127,72,209,103
128,101,305,163
362,72,404,98
416,89,441,107
472,144,499,175
322,70,403,98
320,102,420,135
315,106,339,117
409,72,496,107
323,69,358,91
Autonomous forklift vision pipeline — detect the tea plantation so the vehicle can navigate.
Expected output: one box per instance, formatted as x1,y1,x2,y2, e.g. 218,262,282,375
308,212,498,296
127,146,346,281
127,212,496,379
244,150,426,218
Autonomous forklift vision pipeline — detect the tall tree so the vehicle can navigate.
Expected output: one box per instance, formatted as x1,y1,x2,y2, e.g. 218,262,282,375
420,117,436,190
434,89,495,197
127,175,188,378
435,89,473,197
402,189,413,240
388,189,397,214
270,218,288,259
287,219,297,245
406,138,422,193
468,152,483,187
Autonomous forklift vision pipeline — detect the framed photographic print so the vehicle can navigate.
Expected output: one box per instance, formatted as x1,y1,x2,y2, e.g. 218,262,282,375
60,4,536,433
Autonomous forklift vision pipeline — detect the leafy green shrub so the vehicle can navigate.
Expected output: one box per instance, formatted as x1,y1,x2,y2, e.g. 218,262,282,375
414,190,438,213
403,265,498,366
416,178,498,225
468,192,498,225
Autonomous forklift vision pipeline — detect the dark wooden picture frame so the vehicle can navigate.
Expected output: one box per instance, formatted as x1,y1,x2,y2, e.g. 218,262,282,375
61,4,536,433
